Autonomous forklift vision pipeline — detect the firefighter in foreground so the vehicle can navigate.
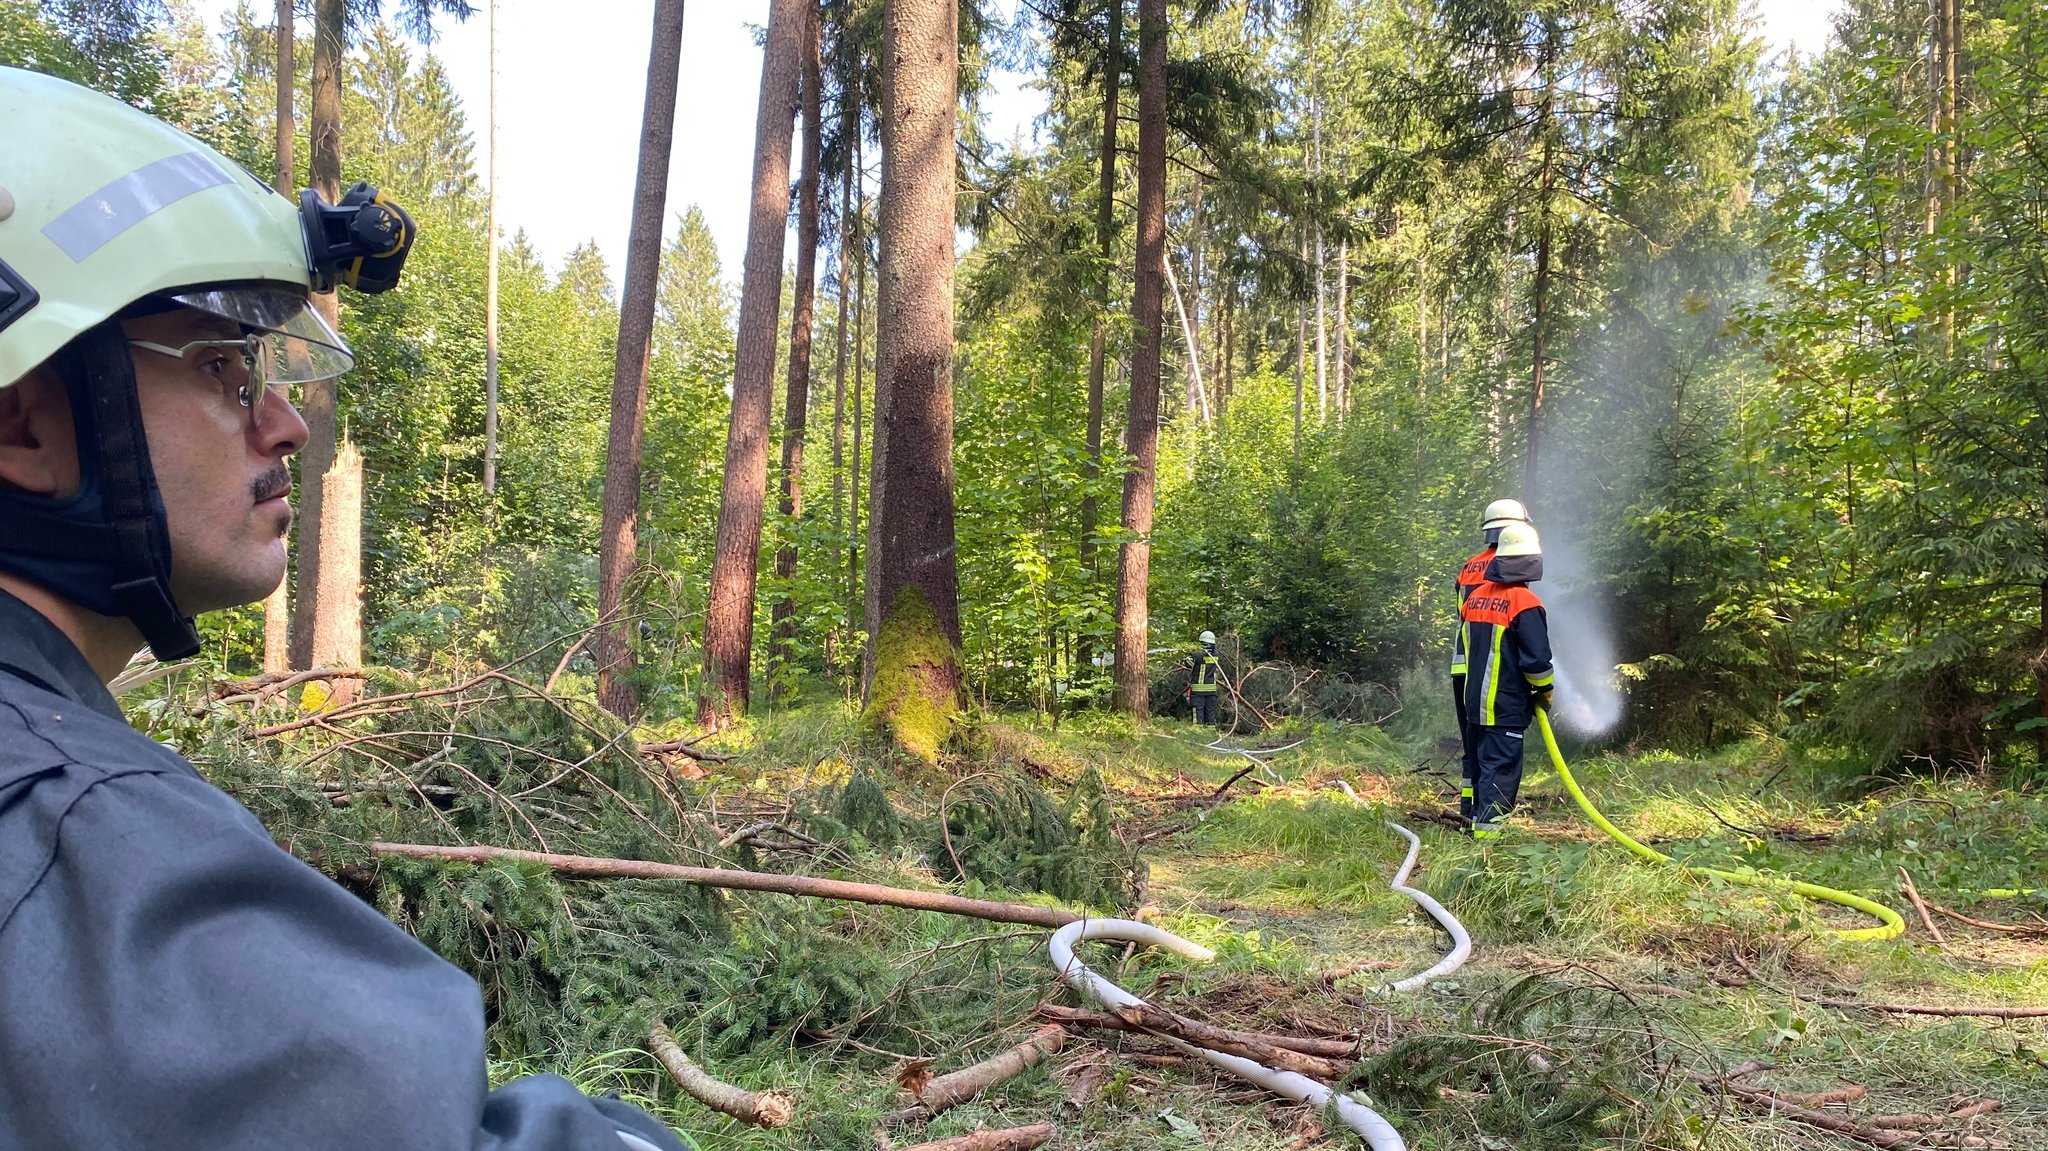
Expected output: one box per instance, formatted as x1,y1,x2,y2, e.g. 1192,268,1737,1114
1189,629,1221,725
0,68,686,1150
1451,498,1531,821
1458,521,1554,838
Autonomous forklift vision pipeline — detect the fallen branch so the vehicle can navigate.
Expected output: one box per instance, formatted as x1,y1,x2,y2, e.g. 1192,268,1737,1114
1205,761,1262,808
1868,1112,1946,1130
1106,1003,1343,1080
369,842,1080,928
885,1025,1067,1124
1718,1081,1917,1149
648,1024,794,1128
1899,868,1946,944
1948,1099,2001,1120
1815,999,2048,1019
641,737,735,763
1035,1004,1355,1059
890,1123,1054,1151
1926,899,2048,936
1772,1085,1866,1107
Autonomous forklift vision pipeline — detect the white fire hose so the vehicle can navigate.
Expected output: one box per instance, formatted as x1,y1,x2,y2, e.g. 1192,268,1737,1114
1047,918,1407,1151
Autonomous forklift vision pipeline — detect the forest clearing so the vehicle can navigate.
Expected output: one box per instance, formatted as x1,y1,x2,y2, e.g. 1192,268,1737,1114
4,0,2047,1148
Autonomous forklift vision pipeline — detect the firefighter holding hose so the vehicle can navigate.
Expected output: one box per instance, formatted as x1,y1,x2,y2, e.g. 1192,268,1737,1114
1452,499,1530,821
1458,521,1553,839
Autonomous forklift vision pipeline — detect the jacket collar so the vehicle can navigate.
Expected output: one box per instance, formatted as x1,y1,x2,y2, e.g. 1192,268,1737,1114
0,587,123,720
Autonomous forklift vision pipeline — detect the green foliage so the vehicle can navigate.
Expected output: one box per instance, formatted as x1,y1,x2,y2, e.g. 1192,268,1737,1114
1349,973,1682,1148
926,767,1135,908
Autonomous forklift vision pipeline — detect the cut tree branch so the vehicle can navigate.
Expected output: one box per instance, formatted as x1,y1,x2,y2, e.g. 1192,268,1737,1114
891,1124,1055,1151
1815,999,2048,1019
1716,1081,1916,1150
369,841,1081,928
1106,1003,1342,1080
1034,1003,1355,1059
885,1025,1068,1124
649,1024,795,1128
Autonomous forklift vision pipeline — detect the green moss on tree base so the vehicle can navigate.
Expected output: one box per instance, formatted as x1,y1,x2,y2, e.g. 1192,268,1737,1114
863,586,964,761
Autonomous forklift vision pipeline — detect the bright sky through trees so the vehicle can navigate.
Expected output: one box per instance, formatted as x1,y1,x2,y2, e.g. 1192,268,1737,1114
181,0,1838,285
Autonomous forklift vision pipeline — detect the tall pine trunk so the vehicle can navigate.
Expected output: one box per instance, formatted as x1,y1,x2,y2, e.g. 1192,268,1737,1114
264,0,295,676
483,0,500,495
291,0,345,670
848,129,865,657
863,0,962,759
700,0,806,724
1523,24,1558,495
830,51,854,675
1080,0,1121,653
595,0,688,719
769,1,824,698
1112,0,1166,717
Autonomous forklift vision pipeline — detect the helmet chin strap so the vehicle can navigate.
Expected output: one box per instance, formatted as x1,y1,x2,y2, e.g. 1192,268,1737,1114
0,322,200,660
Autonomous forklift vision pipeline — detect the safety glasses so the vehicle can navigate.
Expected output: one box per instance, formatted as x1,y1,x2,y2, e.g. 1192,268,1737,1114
128,336,277,415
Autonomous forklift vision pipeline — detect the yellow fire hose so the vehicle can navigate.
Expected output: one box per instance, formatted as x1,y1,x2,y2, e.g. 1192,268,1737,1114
1534,711,1906,942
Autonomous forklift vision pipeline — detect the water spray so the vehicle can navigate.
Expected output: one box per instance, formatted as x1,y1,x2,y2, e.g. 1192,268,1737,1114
1534,711,1905,942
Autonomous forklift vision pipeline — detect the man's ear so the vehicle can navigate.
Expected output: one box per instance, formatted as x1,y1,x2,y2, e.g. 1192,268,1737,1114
0,368,81,497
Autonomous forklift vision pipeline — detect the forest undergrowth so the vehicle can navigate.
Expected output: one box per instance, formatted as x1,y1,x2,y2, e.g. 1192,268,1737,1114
139,663,2048,1151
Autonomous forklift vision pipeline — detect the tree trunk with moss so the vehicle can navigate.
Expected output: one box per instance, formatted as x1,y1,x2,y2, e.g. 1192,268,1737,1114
862,0,962,759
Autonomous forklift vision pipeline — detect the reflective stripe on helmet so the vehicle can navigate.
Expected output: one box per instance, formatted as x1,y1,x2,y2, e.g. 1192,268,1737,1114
43,153,236,262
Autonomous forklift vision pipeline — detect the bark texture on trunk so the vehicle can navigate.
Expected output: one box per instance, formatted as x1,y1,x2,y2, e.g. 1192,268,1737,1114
700,0,804,724
1080,0,1120,657
291,0,345,671
483,0,500,495
265,0,295,677
1112,0,1167,716
769,0,824,696
595,0,688,719
829,61,853,673
274,0,293,190
863,0,963,759
309,442,362,705
849,131,865,654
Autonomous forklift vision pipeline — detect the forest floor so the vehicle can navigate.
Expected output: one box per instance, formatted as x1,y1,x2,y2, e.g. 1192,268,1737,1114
496,706,2048,1151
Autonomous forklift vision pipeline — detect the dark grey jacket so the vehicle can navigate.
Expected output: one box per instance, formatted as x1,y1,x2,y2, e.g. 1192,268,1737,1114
0,591,687,1151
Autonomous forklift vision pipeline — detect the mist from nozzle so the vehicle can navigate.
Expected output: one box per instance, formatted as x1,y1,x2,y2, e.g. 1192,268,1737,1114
1534,531,1624,738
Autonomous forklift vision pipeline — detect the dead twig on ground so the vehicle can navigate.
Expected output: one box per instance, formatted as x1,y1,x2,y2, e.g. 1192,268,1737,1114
1925,899,2048,936
1814,1000,2048,1019
648,1024,795,1128
889,1123,1054,1151
1035,1004,1355,1059
640,737,734,763
1716,1081,1916,1149
1102,1003,1343,1080
884,1025,1067,1125
1898,868,1947,944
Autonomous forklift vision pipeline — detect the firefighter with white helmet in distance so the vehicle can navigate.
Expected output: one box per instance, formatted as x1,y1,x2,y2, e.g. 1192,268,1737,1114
1189,629,1221,725
0,67,688,1150
1450,499,1530,823
1457,519,1555,838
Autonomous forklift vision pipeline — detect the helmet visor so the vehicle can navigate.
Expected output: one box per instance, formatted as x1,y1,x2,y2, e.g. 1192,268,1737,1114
164,286,354,384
